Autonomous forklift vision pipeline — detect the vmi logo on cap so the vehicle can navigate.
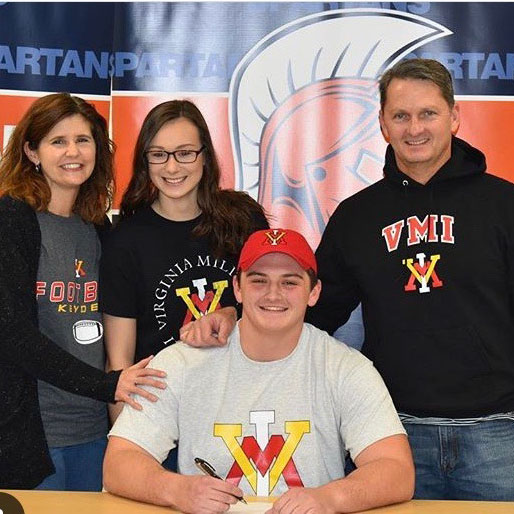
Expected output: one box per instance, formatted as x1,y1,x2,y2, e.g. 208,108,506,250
264,229,286,246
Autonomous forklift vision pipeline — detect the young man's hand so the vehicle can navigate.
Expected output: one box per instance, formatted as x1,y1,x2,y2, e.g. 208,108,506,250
180,306,237,347
174,474,243,514
267,487,335,514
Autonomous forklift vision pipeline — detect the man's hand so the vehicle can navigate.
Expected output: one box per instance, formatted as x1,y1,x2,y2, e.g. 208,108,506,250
104,437,243,513
269,435,413,514
174,474,243,514
180,306,237,347
267,487,335,514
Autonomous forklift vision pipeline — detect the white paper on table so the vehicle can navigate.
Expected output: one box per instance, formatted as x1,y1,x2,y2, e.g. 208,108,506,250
228,501,273,513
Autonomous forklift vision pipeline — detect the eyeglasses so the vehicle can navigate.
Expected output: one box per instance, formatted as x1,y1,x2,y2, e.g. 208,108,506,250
145,146,205,164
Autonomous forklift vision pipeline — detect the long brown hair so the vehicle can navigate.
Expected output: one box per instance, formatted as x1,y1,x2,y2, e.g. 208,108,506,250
121,100,267,256
0,93,114,224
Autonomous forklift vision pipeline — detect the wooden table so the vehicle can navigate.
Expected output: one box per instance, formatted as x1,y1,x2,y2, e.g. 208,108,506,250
2,490,514,514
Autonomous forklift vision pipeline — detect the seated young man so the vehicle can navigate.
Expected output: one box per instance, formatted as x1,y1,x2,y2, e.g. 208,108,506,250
103,229,414,513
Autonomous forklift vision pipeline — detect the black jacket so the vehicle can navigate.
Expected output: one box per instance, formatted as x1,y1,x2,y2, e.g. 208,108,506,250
309,137,514,418
0,197,120,489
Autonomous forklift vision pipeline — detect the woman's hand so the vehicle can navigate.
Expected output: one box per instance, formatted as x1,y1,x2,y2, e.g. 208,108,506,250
114,355,167,410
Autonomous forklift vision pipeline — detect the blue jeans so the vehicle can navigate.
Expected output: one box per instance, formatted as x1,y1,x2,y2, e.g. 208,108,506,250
36,437,107,491
404,419,514,500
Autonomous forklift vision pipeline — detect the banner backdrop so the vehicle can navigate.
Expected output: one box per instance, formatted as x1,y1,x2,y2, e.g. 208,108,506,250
1,2,514,249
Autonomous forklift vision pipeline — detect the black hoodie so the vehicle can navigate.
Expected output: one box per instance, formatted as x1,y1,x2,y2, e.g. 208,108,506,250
309,137,514,418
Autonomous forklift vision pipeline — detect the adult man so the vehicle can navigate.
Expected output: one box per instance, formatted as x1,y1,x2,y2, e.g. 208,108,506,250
182,59,514,500
312,58,514,501
104,229,413,514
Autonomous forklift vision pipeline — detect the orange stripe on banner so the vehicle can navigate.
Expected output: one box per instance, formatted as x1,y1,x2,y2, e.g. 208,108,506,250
457,101,514,184
2,94,511,215
112,95,233,208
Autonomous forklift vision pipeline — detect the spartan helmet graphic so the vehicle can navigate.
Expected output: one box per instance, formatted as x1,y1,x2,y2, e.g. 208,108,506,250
230,8,452,248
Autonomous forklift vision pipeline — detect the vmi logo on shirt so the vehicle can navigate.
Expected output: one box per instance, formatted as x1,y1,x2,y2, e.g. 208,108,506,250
74,258,86,278
176,279,228,323
214,410,310,496
402,253,443,293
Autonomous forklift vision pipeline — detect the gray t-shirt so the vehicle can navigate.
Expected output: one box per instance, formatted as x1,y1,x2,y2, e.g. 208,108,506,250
36,211,107,447
110,323,405,497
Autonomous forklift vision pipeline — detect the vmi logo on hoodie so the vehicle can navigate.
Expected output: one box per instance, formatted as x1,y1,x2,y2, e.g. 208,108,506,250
381,214,454,294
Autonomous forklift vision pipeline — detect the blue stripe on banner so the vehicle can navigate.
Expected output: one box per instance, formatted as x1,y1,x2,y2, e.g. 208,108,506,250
1,3,513,96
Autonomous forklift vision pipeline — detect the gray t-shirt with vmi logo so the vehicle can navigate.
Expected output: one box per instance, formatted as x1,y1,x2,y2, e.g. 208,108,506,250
110,323,405,497
36,211,107,447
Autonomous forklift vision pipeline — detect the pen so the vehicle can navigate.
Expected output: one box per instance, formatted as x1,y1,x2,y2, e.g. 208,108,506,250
194,457,247,504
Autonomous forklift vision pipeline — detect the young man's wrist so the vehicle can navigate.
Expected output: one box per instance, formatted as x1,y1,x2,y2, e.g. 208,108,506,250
155,467,183,508
315,480,346,513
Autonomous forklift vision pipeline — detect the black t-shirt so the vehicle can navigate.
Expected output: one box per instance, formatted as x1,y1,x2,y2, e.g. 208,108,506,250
100,206,267,361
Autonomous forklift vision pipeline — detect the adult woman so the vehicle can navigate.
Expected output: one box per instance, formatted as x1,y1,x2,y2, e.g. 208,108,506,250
100,100,268,424
0,93,165,490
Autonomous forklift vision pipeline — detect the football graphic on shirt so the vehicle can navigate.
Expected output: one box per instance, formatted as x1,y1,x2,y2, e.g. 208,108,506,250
72,320,103,344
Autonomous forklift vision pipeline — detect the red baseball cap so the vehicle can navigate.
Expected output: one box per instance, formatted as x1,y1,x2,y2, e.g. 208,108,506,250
238,228,317,273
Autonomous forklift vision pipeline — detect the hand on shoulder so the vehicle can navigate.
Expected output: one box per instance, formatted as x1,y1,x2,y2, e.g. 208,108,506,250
115,355,168,409
180,306,237,347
